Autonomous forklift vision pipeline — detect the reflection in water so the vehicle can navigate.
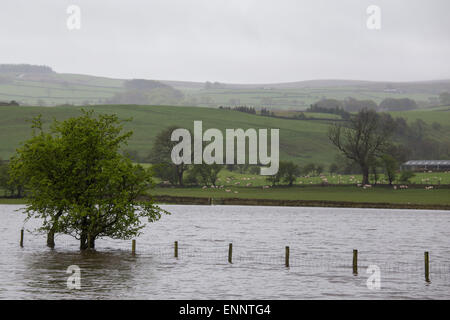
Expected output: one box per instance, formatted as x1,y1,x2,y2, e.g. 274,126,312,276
1,204,450,299
21,250,150,299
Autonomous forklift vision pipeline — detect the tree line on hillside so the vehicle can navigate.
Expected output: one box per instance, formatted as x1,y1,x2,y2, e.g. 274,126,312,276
328,108,450,185
0,64,54,74
218,105,257,114
135,108,449,187
142,130,333,187
0,100,19,106
310,97,419,113
439,92,450,105
104,102,450,186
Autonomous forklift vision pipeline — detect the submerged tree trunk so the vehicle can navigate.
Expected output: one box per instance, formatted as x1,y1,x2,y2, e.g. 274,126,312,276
80,233,88,250
47,229,55,248
88,235,95,249
47,210,63,248
80,233,96,250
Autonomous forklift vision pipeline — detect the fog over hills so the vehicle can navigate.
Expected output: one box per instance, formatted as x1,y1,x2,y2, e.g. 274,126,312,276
1,64,449,108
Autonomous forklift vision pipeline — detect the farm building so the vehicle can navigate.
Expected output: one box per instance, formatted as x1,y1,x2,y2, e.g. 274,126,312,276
400,160,450,172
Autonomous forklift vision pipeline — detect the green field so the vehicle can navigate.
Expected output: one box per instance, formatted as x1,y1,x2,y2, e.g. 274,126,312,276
2,186,448,206
0,69,446,109
0,198,27,205
150,185,450,205
0,104,335,164
390,106,450,126
143,166,450,186
186,86,438,110
1,104,450,165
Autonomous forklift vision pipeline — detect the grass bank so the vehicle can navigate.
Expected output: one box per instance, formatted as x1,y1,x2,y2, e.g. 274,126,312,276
150,185,450,209
2,186,449,210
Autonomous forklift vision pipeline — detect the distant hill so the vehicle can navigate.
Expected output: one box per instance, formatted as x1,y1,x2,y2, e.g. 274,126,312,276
0,64,54,74
0,64,449,108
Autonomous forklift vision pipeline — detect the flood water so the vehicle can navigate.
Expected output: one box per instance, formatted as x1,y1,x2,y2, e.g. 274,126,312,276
0,204,449,299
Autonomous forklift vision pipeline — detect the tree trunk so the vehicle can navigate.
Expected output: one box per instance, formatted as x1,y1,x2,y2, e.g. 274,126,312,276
371,167,378,185
47,229,55,248
80,233,96,250
362,165,370,185
177,166,184,186
47,210,63,248
80,233,88,250
88,234,95,249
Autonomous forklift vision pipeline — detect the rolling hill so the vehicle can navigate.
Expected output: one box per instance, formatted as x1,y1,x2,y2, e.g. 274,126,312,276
1,64,449,109
1,104,450,165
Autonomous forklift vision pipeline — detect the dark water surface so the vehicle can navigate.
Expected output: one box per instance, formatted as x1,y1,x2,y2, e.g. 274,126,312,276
1,204,449,299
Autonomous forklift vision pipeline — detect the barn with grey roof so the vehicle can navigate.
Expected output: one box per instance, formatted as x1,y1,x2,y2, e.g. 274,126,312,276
401,160,450,172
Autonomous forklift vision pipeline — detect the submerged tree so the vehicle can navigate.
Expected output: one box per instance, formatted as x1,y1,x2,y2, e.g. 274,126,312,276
10,111,168,250
328,109,394,185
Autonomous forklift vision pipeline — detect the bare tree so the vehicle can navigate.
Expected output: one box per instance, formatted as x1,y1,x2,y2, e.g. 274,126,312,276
328,109,394,185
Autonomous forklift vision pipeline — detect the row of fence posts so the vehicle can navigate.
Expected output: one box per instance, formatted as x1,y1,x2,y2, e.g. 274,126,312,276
131,239,432,282
18,230,431,281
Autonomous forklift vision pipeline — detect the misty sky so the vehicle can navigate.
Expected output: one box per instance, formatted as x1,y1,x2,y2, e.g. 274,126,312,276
1,0,449,83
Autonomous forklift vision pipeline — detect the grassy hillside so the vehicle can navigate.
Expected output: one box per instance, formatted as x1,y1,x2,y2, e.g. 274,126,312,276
0,71,124,106
0,104,335,164
1,65,449,108
1,104,450,165
185,86,439,110
389,106,450,127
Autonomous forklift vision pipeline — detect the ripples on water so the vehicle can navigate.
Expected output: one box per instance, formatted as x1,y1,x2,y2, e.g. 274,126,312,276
0,204,449,299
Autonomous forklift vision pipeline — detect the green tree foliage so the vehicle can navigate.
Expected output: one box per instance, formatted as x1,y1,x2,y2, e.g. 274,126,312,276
379,98,418,111
303,163,316,175
399,171,416,184
0,160,9,196
439,92,450,105
266,169,283,186
9,111,167,250
381,154,398,185
0,100,19,106
342,98,378,112
0,159,24,197
265,161,300,187
152,163,179,185
187,164,223,186
316,164,324,175
280,161,301,186
307,100,350,119
0,64,53,73
329,163,339,174
149,126,191,186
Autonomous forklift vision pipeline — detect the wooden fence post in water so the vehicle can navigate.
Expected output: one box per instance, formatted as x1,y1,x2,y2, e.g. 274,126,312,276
132,239,136,254
352,249,358,275
425,251,430,282
228,243,233,264
20,229,24,247
285,246,290,268
174,241,178,258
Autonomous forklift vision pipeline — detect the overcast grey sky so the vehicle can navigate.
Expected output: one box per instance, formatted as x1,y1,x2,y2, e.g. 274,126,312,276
1,0,449,83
